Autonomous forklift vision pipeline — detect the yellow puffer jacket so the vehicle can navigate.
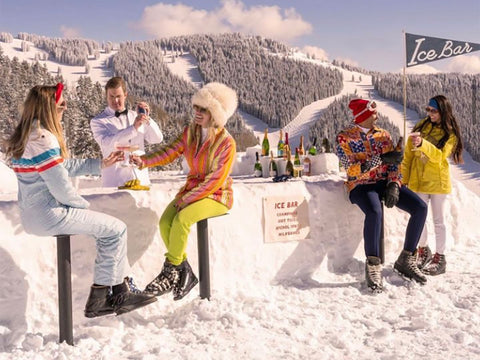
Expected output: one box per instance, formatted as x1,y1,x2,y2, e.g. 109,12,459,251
401,118,457,194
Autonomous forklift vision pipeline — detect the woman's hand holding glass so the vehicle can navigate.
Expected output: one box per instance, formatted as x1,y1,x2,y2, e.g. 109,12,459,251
129,154,144,168
102,150,125,168
409,132,422,149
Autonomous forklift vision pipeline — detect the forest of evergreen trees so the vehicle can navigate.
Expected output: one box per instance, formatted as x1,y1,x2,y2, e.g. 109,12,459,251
1,32,478,167
156,33,344,128
373,73,480,161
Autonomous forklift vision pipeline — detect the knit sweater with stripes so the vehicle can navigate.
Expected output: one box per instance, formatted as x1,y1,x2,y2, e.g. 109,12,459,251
141,126,236,210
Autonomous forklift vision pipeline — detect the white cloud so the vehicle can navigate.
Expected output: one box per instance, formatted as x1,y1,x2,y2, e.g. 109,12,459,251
300,45,328,61
135,0,312,43
445,55,480,74
60,25,81,39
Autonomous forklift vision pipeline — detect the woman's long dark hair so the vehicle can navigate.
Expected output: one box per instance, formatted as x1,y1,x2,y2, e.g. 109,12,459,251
413,95,463,164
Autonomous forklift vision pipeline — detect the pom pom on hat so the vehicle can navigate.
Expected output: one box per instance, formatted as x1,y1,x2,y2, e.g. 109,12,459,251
349,98,376,124
192,82,238,128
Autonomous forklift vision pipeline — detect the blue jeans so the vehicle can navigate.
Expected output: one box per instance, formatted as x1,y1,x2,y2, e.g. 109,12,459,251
21,205,128,286
349,180,427,257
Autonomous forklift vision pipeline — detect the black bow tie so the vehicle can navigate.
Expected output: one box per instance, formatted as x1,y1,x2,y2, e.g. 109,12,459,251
115,109,128,117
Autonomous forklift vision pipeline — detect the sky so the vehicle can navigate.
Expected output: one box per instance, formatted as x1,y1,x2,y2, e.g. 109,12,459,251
0,0,479,73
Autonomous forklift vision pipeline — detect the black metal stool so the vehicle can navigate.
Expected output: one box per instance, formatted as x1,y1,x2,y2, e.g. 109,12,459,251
196,214,228,300
54,234,74,345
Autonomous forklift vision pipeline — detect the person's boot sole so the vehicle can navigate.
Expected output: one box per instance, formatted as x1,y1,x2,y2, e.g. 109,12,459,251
115,296,157,315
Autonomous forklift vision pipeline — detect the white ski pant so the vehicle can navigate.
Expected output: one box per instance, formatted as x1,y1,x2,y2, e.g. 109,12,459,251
417,193,447,254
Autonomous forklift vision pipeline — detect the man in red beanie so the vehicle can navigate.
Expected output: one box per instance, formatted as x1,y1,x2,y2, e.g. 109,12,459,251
336,99,428,292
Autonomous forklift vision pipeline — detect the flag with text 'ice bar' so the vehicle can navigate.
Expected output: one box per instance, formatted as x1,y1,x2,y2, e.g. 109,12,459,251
405,33,480,67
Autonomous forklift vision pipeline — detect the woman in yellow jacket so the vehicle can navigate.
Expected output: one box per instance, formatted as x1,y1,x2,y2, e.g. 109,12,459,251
402,95,463,275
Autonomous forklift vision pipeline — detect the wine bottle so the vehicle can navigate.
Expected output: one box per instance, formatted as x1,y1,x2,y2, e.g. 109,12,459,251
298,136,305,156
269,151,278,177
254,152,262,177
277,129,285,158
303,155,311,176
285,148,294,176
283,132,290,160
308,137,317,155
261,128,270,157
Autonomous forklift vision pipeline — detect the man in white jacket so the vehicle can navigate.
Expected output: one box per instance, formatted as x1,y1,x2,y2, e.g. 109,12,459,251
91,77,163,187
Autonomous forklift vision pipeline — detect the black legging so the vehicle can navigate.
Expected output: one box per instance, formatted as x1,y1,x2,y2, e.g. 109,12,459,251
349,180,428,257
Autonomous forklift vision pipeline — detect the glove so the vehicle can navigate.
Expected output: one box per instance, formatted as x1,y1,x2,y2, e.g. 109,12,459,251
380,151,404,164
384,182,400,208
360,155,382,173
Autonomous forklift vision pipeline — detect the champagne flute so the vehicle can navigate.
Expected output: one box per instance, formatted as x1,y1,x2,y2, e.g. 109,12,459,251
114,141,140,167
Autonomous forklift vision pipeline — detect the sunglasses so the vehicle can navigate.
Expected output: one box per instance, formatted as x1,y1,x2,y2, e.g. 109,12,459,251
193,105,208,114
425,107,438,114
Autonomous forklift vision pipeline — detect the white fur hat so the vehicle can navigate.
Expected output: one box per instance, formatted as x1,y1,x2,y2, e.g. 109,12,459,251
192,82,238,128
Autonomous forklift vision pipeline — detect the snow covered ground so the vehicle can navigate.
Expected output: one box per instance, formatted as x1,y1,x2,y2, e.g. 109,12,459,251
0,40,479,360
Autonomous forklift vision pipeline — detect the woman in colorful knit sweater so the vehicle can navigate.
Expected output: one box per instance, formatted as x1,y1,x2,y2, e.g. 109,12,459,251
402,95,463,275
132,82,237,300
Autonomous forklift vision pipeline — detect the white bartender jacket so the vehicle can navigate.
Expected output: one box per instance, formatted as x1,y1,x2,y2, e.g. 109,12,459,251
91,107,163,187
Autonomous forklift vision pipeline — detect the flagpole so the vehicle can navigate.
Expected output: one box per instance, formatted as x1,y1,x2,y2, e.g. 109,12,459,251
402,30,407,145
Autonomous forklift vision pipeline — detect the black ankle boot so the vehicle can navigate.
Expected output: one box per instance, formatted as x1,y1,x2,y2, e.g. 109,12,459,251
84,285,114,318
111,278,157,315
144,260,181,296
173,260,198,301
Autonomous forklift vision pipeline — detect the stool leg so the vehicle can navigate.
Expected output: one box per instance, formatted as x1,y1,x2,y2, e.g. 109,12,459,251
56,235,73,345
380,202,385,264
197,220,210,300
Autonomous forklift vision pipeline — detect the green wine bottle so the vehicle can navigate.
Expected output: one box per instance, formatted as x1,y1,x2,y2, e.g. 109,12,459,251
254,151,262,177
261,128,270,157
269,151,278,177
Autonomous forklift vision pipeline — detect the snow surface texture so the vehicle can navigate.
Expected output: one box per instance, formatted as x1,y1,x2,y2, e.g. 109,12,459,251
0,41,479,360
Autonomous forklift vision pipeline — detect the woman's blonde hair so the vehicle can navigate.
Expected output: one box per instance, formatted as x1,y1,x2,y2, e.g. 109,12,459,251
5,85,68,159
187,114,217,150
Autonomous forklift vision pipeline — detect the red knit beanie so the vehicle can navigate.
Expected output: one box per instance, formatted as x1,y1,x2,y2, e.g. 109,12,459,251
55,83,64,104
349,99,376,124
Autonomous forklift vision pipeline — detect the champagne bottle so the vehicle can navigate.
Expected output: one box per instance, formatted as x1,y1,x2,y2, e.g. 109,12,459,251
277,129,285,158
298,136,305,156
308,137,317,156
269,151,278,177
294,147,301,166
285,148,294,176
283,132,290,160
254,151,262,177
293,147,302,177
261,128,270,157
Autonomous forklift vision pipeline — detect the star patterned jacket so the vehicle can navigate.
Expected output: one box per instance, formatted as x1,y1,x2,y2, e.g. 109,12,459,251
336,124,401,193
